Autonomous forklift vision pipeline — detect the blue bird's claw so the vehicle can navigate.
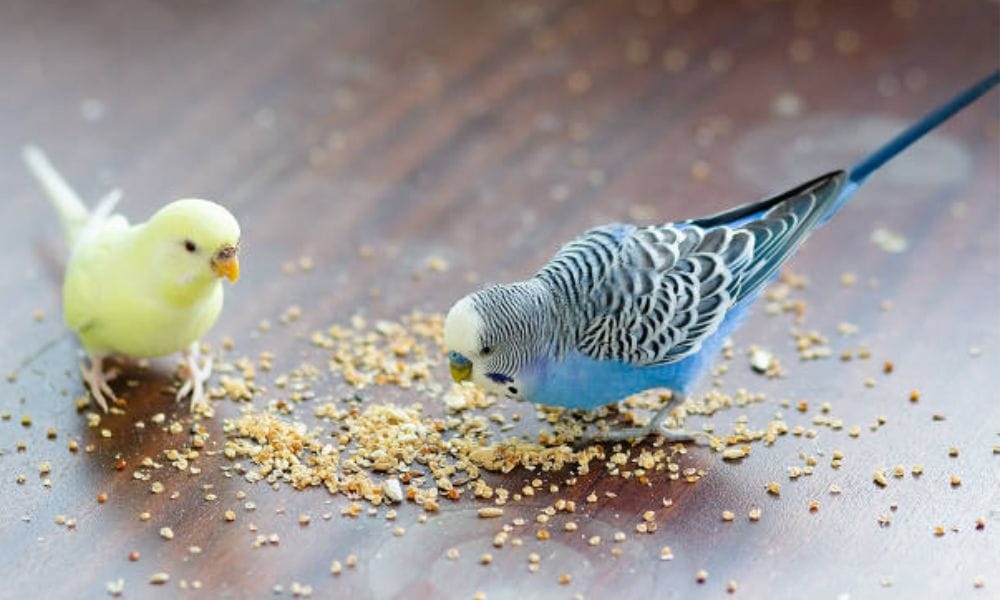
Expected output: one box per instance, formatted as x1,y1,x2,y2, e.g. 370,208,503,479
575,394,715,447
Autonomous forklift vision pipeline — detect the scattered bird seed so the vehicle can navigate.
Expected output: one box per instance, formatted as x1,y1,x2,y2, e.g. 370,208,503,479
874,470,888,487
871,228,909,253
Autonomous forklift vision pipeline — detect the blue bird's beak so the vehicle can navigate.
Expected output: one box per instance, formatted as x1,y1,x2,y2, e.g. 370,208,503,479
448,351,472,383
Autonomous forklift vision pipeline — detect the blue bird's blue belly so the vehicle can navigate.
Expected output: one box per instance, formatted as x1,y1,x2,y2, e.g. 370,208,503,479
522,300,754,410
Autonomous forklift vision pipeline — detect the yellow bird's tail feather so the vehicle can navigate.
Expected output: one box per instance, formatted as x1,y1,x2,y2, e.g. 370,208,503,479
22,145,120,250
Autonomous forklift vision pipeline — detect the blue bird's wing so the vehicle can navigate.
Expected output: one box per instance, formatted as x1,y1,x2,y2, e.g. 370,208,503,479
575,224,750,364
687,170,844,229
569,171,845,366
708,170,846,304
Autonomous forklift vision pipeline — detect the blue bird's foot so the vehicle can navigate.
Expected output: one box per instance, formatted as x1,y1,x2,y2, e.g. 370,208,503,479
578,395,713,446
583,425,712,446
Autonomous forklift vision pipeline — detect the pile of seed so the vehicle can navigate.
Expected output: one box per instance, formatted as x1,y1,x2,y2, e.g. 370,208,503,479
11,255,991,597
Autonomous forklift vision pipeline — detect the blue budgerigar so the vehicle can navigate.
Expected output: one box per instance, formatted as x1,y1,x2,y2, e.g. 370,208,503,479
444,71,999,442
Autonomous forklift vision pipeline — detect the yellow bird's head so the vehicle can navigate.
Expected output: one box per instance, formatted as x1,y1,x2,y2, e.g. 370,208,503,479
143,199,241,299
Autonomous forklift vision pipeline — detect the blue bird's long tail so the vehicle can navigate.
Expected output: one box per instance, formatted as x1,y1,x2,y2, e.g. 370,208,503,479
816,69,1000,225
684,71,998,305
689,71,999,232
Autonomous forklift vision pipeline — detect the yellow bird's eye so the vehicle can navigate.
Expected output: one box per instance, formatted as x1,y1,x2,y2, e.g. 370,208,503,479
184,240,197,253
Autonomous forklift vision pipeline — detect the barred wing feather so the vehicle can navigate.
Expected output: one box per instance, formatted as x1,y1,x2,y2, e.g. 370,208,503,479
564,171,846,366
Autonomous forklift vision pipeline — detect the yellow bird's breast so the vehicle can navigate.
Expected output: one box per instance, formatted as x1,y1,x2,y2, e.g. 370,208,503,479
63,227,226,358
76,284,225,358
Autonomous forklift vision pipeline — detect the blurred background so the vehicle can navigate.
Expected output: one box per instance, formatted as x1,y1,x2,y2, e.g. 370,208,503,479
1,2,995,317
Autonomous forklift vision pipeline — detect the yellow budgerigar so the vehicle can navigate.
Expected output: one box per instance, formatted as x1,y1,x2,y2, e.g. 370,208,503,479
23,146,240,412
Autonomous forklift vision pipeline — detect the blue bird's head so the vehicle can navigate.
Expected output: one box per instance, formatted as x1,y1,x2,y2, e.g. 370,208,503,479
444,282,556,402
444,291,533,401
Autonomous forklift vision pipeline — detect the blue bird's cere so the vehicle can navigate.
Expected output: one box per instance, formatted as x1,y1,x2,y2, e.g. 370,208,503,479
444,71,999,442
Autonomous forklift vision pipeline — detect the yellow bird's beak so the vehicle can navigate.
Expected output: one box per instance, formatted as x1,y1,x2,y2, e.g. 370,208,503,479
448,351,472,383
212,246,240,283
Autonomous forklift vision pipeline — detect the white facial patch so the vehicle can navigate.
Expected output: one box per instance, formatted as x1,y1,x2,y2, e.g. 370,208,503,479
445,294,525,401
444,296,483,358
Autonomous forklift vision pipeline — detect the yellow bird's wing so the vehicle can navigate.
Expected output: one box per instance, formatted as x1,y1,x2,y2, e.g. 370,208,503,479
63,217,131,355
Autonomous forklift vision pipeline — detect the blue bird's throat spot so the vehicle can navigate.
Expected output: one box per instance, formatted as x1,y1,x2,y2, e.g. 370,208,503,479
486,372,513,384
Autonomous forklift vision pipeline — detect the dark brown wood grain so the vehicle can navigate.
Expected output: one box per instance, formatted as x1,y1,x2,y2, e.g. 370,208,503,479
1,1,998,599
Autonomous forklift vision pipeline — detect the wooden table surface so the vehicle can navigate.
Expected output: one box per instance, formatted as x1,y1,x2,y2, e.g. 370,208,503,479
1,1,998,599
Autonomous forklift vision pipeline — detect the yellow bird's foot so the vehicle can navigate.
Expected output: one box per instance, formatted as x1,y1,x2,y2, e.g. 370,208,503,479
177,342,213,412
80,356,118,413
